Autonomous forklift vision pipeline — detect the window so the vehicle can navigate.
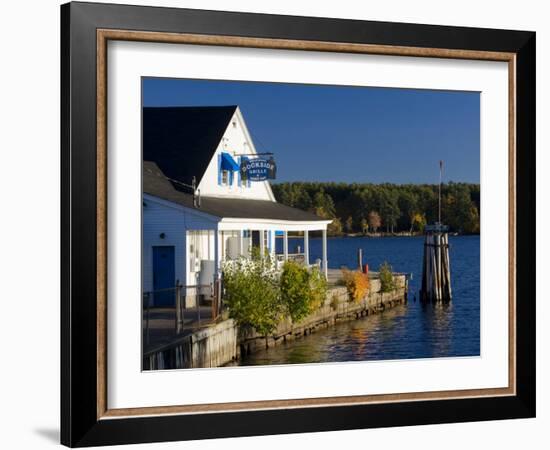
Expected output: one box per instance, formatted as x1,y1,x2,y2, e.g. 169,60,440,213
221,170,229,186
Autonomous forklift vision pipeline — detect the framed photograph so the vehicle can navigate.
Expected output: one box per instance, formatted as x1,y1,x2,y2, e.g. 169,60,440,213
61,2,535,447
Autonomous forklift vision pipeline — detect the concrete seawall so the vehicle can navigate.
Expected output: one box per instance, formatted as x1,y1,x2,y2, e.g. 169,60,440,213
144,274,407,370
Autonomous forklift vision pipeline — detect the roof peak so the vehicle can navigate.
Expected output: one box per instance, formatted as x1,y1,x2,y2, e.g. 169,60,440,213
143,105,238,186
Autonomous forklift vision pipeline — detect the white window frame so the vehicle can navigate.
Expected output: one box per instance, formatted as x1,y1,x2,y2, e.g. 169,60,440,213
221,170,229,186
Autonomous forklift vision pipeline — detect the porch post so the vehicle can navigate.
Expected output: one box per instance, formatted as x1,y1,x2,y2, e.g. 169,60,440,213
322,228,328,278
269,230,276,256
304,230,310,266
239,229,244,256
259,229,265,256
214,228,220,278
283,230,289,261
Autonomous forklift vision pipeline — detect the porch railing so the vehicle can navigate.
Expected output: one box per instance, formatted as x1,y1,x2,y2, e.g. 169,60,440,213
142,279,223,352
276,252,304,263
275,253,323,271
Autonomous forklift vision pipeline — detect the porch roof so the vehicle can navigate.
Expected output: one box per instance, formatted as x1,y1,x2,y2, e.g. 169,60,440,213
144,162,329,224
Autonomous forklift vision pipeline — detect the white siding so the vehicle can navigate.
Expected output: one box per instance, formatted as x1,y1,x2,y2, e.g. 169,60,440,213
142,195,219,294
186,229,215,287
197,108,275,201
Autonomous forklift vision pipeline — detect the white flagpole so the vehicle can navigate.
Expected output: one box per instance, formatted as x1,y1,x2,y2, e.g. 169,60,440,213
438,160,443,224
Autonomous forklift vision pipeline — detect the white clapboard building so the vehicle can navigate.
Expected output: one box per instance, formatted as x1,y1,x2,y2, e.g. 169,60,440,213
143,106,331,306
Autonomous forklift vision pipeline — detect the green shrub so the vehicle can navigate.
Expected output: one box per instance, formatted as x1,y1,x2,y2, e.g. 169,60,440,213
224,252,329,333
280,261,328,323
379,261,396,293
280,261,311,323
222,255,282,336
309,265,328,311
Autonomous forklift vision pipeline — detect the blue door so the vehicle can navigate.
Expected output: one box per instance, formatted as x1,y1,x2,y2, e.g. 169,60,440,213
152,246,175,306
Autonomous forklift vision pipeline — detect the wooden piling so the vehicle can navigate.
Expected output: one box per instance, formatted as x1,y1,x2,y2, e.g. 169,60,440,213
420,224,452,302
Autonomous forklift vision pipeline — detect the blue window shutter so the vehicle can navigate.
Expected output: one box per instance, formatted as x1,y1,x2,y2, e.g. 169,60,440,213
237,157,242,186
217,154,222,185
229,170,234,185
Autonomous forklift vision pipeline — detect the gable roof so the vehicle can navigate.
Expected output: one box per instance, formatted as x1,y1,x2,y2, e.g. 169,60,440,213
143,105,237,186
143,162,328,223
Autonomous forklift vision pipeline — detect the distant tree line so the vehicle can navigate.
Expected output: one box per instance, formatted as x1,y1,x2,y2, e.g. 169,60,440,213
271,182,480,236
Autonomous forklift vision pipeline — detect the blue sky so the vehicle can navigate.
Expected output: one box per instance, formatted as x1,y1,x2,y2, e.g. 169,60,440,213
143,78,480,184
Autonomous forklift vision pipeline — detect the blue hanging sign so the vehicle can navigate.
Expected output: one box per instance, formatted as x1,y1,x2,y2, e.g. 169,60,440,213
240,157,277,181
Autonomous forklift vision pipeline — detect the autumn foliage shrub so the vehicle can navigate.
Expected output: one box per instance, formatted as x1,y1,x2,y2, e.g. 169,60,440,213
341,268,370,303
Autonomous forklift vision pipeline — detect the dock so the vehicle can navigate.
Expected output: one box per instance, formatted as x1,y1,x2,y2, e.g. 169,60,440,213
143,271,408,370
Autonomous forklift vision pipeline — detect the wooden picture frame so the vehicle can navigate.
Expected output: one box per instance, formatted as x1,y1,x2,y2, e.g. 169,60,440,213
61,2,535,447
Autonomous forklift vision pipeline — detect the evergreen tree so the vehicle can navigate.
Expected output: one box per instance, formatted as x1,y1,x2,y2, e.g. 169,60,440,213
272,182,480,235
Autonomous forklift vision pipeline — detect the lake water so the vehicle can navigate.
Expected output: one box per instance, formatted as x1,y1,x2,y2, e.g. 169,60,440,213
237,235,480,365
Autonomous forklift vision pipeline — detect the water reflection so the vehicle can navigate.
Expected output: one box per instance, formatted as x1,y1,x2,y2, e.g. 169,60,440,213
420,302,453,357
237,305,415,366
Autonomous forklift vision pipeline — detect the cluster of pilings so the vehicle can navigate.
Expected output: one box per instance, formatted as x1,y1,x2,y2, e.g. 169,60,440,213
420,223,452,302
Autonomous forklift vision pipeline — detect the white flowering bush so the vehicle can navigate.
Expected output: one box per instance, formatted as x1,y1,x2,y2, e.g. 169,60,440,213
222,250,283,336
